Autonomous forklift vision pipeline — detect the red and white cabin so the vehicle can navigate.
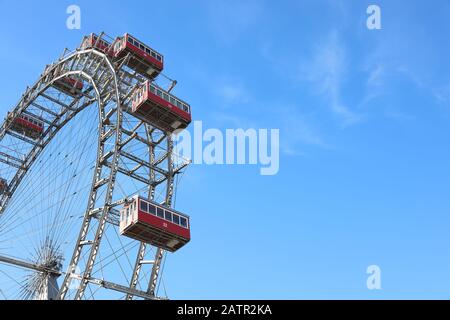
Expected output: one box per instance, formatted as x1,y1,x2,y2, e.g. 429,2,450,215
120,196,190,252
53,76,84,98
131,81,191,132
113,34,163,78
0,178,7,195
10,114,44,140
81,33,112,54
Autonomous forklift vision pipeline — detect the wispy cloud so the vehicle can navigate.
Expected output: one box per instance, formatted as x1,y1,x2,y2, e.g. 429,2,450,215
433,84,450,104
396,65,426,88
215,83,251,105
367,64,385,87
296,31,363,127
212,103,329,157
275,105,329,155
361,16,449,113
384,109,415,122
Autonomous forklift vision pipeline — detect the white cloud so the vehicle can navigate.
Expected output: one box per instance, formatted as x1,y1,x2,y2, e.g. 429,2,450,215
384,109,415,122
277,108,329,155
212,103,329,157
433,84,450,103
216,84,251,105
296,31,363,127
367,64,385,87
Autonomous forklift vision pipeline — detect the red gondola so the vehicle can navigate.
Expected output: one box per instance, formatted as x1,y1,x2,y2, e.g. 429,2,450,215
52,76,84,98
0,178,7,195
131,80,191,132
9,114,44,140
119,195,190,253
113,34,163,78
81,33,112,54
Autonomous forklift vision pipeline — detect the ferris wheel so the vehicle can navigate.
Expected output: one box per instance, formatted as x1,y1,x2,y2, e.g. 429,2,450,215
0,32,192,300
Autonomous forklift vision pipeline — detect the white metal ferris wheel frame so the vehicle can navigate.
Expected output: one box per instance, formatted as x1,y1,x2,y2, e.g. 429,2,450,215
0,33,189,300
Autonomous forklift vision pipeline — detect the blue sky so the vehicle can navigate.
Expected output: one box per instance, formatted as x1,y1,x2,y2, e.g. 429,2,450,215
1,0,450,299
